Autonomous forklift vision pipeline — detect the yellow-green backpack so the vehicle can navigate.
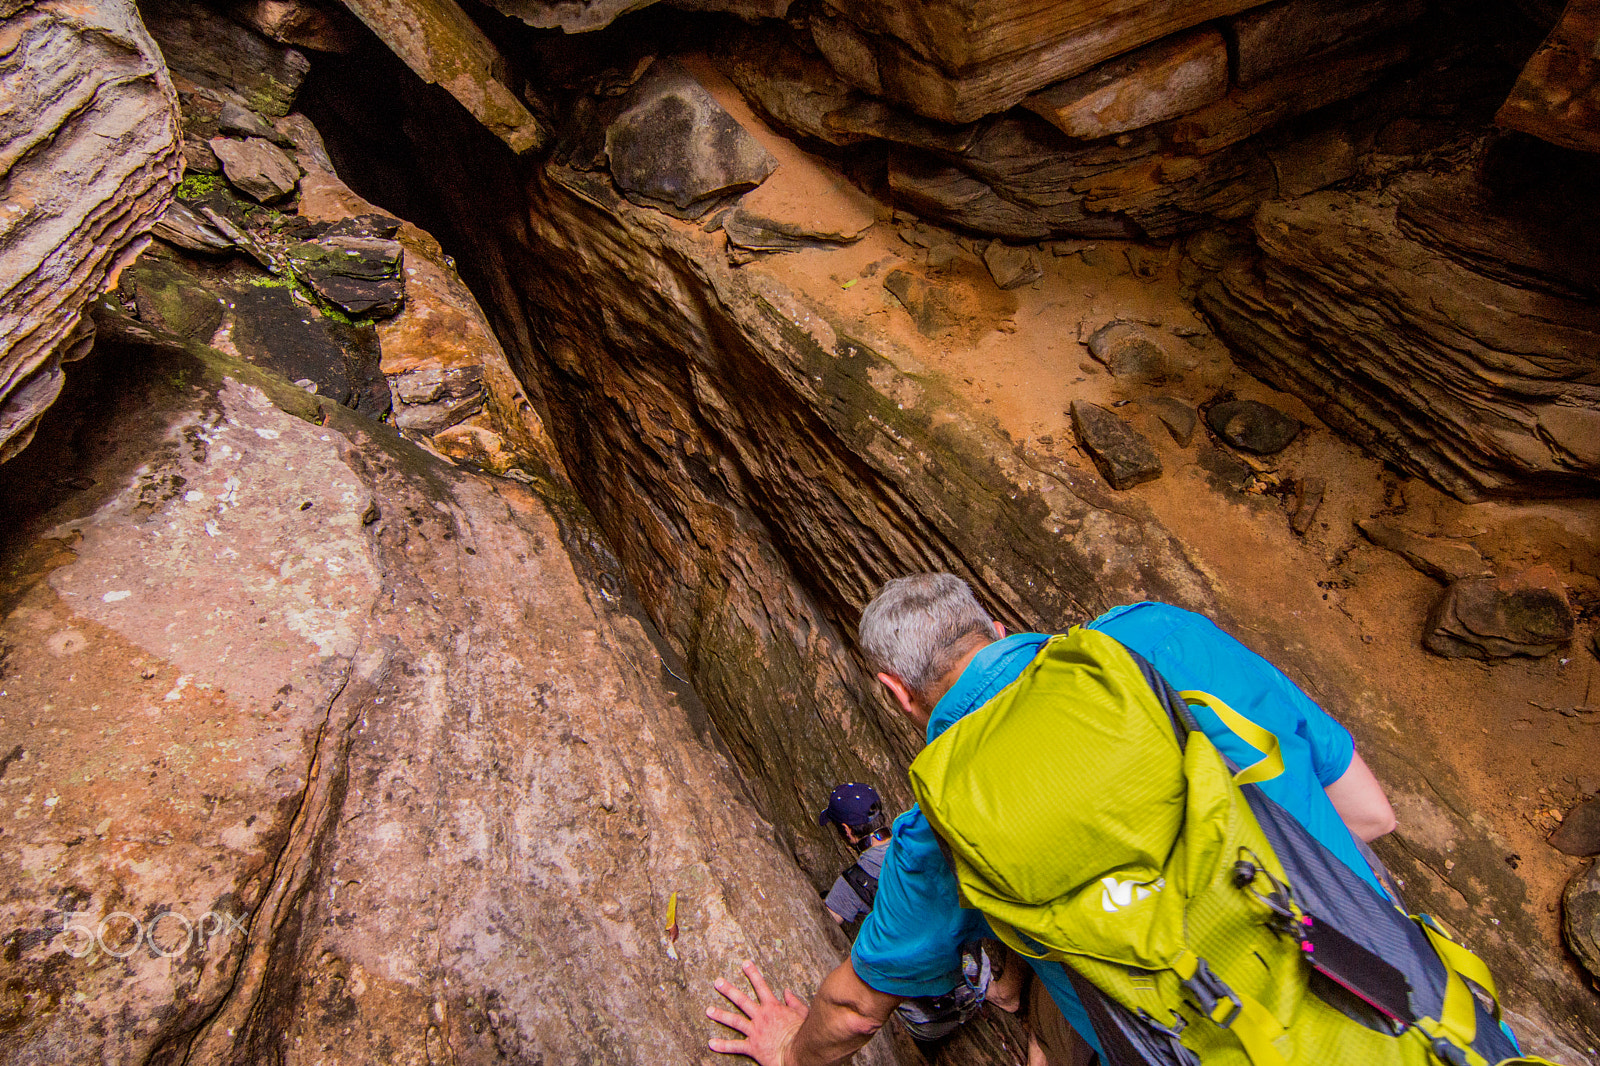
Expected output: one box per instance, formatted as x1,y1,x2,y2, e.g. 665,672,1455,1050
908,628,1559,1066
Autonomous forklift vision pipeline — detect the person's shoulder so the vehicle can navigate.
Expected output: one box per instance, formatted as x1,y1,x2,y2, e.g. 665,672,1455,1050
858,838,891,874
1085,601,1199,641
883,807,949,875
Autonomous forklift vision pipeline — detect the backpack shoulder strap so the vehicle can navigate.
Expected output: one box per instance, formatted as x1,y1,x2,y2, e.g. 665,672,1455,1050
842,862,878,908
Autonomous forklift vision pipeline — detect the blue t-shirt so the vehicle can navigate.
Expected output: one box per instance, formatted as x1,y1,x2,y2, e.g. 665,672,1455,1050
851,602,1367,1054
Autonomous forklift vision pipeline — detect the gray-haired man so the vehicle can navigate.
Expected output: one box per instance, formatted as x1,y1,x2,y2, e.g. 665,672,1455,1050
708,573,1395,1066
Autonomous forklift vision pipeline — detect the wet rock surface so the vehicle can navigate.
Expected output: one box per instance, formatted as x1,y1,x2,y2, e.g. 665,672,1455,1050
1424,568,1576,660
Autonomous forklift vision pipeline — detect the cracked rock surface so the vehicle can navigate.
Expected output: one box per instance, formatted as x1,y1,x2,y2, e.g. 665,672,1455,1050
0,322,876,1066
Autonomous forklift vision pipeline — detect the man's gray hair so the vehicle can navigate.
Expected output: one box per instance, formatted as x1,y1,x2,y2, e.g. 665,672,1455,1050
859,573,996,700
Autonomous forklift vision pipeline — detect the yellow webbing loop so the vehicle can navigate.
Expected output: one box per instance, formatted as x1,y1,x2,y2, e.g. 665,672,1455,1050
1413,919,1515,1066
1422,922,1502,1019
1180,691,1286,785
1228,992,1291,1066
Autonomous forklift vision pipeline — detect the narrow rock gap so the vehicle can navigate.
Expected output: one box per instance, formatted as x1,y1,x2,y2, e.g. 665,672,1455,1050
5,0,1599,1060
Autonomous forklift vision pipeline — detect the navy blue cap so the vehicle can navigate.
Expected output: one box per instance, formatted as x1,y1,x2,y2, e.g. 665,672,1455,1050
817,783,881,828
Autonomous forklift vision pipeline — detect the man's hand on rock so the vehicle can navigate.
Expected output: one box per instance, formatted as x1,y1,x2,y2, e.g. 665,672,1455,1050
708,960,809,1065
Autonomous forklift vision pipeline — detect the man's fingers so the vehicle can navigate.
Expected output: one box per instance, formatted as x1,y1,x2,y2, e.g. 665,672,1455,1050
708,1037,749,1055
741,960,779,1004
783,989,809,1016
712,976,758,1016
706,1006,753,1033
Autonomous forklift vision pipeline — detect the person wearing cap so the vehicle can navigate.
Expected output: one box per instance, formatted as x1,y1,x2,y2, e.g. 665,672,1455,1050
816,783,891,925
816,782,994,1045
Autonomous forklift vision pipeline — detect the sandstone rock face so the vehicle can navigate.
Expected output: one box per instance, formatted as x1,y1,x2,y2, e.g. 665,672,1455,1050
373,75,1600,1049
714,0,1439,242
481,0,789,33
0,317,882,1066
142,0,310,118
293,157,562,474
809,0,1264,124
1231,0,1425,87
1023,28,1229,140
330,0,547,153
1497,0,1600,153
227,0,366,53
1196,173,1600,500
0,0,181,463
422,126,1224,899
1563,861,1600,984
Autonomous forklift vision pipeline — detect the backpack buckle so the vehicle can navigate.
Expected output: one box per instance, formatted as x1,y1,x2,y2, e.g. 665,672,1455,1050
1182,958,1242,1028
1137,1008,1187,1039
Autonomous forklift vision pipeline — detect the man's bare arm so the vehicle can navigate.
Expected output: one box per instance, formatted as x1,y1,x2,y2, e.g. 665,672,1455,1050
708,959,902,1066
1324,751,1397,842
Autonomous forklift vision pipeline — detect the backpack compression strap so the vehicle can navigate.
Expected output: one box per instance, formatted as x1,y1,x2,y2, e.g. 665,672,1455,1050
1180,691,1285,785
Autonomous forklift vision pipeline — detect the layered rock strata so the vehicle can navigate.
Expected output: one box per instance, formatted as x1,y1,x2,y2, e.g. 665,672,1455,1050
1195,171,1600,500
0,0,181,462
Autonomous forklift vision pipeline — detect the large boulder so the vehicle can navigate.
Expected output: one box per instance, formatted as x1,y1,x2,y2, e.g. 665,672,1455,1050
1424,567,1576,659
0,314,880,1066
1196,173,1600,500
605,59,778,216
1564,861,1600,985
0,0,181,463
